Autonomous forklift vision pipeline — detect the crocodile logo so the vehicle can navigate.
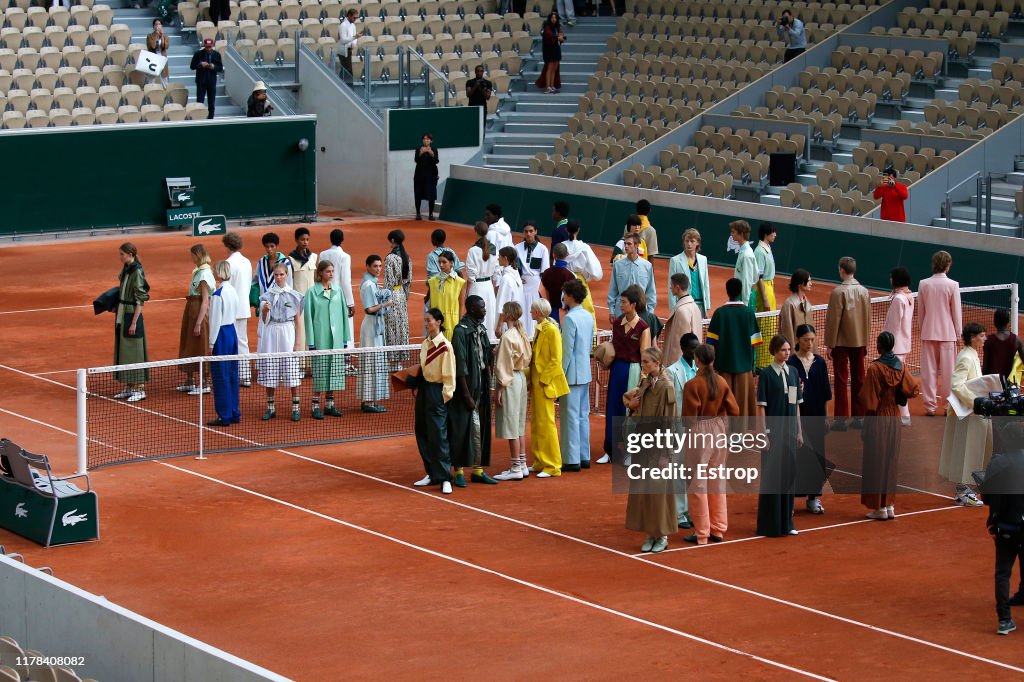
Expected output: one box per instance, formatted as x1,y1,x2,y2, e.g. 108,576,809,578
62,510,88,527
14,502,27,518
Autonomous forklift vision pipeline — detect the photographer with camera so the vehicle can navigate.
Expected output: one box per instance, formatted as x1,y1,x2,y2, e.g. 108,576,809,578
246,81,273,118
939,322,993,506
873,167,909,222
777,10,806,62
980,420,1024,636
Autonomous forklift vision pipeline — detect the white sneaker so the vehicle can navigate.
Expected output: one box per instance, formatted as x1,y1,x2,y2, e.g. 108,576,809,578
787,529,799,535
536,471,553,478
114,389,132,399
126,390,146,402
494,468,524,481
413,475,432,487
955,489,983,507
806,498,824,515
441,481,453,494
866,509,888,520
176,384,195,393
521,464,530,478
596,453,611,464
188,386,212,395
886,505,896,519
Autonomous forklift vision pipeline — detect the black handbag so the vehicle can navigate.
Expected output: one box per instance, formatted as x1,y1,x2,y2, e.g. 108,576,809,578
122,310,145,339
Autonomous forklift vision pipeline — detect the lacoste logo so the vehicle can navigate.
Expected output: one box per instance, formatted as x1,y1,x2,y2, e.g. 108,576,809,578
178,193,191,201
14,502,27,518
196,218,220,235
62,510,88,527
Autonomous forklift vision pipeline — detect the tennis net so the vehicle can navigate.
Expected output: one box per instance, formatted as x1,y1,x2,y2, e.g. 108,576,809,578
76,284,1016,471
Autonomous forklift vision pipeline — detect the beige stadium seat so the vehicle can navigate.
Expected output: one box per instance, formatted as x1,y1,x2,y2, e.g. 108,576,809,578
26,109,50,127
49,107,72,126
6,88,30,112
2,110,26,129
140,103,163,121
95,105,117,124
162,103,187,121
117,105,141,123
184,101,209,119
71,107,95,125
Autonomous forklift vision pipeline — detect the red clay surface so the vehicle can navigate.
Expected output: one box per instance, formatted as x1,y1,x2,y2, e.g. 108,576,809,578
0,217,1019,681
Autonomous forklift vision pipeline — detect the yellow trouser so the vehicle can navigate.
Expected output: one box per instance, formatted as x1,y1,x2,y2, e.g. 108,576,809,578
529,377,562,476
755,279,777,369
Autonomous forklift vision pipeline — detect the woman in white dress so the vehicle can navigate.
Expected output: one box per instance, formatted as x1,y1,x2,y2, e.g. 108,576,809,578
257,262,304,422
359,254,393,413
493,246,524,338
466,221,498,343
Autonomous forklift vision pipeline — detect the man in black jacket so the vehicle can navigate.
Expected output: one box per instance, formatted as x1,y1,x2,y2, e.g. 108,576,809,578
190,38,223,119
981,422,1024,636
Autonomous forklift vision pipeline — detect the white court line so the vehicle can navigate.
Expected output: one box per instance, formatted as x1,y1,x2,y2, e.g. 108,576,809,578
0,407,833,682
830,468,951,500
644,504,962,557
30,369,78,376
0,298,184,316
4,363,1023,675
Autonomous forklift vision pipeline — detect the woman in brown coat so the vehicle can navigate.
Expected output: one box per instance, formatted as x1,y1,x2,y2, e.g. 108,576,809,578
682,344,740,544
625,347,678,553
859,331,921,520
146,19,170,78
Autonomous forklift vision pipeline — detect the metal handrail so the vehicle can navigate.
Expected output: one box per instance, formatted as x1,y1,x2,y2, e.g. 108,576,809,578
945,170,982,231
404,46,450,107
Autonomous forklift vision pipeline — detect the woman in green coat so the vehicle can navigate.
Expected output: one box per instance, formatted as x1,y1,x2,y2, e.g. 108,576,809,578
114,242,150,402
304,260,351,419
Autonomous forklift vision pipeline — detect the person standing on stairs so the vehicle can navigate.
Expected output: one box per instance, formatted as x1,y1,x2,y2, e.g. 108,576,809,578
190,39,223,119
146,19,169,78
556,0,576,26
537,12,565,94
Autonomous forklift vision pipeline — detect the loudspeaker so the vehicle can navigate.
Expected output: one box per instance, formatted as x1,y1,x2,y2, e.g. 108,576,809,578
769,152,797,186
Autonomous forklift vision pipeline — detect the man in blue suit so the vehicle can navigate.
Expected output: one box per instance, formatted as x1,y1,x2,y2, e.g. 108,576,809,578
559,279,595,472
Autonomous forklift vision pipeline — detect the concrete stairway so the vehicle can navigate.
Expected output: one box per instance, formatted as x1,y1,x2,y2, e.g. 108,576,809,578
932,167,1024,237
479,16,617,172
114,2,243,117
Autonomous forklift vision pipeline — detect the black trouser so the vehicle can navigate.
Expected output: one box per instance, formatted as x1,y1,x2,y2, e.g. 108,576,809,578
995,532,1024,620
340,50,353,83
784,47,805,63
210,0,230,25
414,192,435,218
415,381,452,483
196,81,216,119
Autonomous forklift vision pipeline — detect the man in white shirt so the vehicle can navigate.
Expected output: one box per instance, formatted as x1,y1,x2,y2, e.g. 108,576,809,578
339,9,358,82
318,228,355,348
222,232,253,386
513,221,548,337
484,203,513,252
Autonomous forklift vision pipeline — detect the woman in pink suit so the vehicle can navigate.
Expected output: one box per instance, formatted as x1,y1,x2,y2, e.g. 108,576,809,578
882,266,914,426
917,251,962,417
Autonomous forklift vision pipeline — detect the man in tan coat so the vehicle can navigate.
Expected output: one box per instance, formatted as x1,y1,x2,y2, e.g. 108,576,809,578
824,256,871,431
663,272,702,367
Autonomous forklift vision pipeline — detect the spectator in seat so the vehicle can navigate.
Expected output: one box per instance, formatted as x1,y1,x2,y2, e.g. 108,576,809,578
777,9,806,62
874,166,909,222
246,81,273,117
190,39,223,119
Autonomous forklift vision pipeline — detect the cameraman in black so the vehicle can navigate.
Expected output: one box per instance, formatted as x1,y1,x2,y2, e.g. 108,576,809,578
981,420,1024,636
776,9,807,63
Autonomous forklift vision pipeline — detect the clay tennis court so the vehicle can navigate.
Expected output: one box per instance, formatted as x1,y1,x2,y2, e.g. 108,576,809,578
0,217,1020,680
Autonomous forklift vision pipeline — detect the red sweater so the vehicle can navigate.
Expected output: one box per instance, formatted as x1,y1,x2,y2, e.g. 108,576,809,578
873,181,909,222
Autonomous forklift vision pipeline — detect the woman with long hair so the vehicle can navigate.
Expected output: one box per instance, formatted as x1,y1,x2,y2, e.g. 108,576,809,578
304,259,350,419
600,283,651,464
207,260,241,427
625,347,678,553
861,331,921,519
466,221,498,342
493,301,533,480
787,324,832,515
681,344,739,544
359,254,393,413
178,243,214,394
383,229,411,350
536,12,565,94
113,242,150,402
493,246,524,338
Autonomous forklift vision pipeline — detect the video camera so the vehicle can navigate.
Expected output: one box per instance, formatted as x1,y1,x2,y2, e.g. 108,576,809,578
974,377,1024,416
778,15,790,26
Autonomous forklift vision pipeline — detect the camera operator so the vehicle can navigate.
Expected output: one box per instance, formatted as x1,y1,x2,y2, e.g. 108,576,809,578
777,10,806,62
466,65,493,110
873,166,909,223
981,420,1024,636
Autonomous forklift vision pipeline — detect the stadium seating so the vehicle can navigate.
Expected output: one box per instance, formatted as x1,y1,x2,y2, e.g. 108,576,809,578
176,0,531,107
0,4,197,128
0,634,93,682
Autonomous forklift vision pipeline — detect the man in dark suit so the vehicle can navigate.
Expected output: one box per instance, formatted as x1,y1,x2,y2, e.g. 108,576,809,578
190,38,223,119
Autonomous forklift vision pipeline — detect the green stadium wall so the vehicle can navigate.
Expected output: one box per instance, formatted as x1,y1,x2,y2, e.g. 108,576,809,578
0,116,317,235
441,173,1024,292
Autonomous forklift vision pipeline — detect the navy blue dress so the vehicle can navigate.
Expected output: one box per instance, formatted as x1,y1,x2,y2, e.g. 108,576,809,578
788,353,833,496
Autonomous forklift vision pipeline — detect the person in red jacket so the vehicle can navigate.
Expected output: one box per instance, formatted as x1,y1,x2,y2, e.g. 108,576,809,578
873,167,908,222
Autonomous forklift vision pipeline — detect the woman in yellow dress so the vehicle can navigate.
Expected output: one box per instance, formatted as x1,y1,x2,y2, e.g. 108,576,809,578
528,298,569,477
425,250,466,340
